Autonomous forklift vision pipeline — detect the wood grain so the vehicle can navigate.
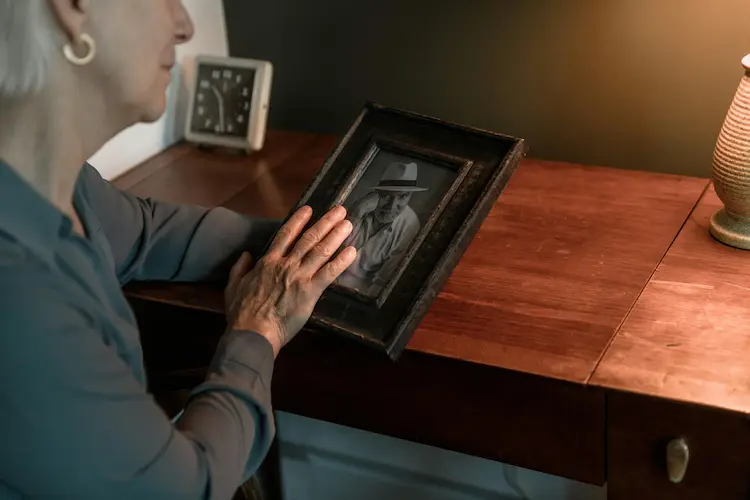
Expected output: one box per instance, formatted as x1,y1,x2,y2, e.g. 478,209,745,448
409,161,707,382
119,133,708,384
123,130,320,207
110,142,196,191
591,184,750,413
608,390,750,499
221,133,340,218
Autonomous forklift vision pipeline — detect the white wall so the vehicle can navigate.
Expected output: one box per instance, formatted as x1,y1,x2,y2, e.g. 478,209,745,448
88,1,229,180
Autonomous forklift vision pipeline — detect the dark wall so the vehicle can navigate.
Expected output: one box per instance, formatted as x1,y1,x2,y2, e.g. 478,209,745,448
224,0,750,177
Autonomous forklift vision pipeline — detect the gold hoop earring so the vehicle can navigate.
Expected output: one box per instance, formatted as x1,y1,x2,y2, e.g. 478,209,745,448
62,33,96,66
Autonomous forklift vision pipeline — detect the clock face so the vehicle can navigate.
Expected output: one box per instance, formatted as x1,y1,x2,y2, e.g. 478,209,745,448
190,63,256,137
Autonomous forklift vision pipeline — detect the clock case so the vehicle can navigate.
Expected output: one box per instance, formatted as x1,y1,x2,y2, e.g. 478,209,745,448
184,54,273,152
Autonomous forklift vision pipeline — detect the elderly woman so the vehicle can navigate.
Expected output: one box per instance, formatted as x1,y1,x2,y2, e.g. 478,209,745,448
0,1,356,499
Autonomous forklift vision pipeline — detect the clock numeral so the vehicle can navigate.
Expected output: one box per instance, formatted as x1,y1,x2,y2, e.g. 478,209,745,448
197,93,204,102
242,87,250,97
223,70,232,79
236,75,242,83
237,115,244,124
227,124,234,133
199,80,210,90
197,106,205,116
212,70,220,79
214,124,222,133
243,101,250,111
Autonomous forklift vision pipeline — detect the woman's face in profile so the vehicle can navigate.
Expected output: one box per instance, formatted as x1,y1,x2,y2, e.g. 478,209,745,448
84,0,194,124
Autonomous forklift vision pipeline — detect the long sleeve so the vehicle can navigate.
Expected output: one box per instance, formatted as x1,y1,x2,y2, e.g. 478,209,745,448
0,270,275,500
77,162,281,284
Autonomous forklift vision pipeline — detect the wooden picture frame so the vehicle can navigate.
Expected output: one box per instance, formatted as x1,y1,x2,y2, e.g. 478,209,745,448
273,102,526,360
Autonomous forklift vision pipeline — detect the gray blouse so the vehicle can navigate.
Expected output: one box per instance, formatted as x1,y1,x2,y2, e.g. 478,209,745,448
0,161,280,499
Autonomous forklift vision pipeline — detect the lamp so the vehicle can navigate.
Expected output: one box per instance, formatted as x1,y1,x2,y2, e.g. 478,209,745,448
710,54,750,249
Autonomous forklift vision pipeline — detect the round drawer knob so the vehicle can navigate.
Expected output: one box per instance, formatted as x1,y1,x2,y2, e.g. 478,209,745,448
666,437,690,483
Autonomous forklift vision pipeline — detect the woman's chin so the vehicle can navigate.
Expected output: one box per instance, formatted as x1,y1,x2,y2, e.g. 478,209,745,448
138,99,168,123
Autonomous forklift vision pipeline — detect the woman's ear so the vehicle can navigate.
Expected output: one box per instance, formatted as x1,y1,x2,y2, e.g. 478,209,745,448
46,0,91,43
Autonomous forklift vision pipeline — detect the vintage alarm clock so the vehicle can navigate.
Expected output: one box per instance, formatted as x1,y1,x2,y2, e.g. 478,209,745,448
184,54,273,152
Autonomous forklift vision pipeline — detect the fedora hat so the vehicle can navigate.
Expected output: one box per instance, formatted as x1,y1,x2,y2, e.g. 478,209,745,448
372,161,428,192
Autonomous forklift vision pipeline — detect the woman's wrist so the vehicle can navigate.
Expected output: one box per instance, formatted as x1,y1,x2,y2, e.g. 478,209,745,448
228,320,282,358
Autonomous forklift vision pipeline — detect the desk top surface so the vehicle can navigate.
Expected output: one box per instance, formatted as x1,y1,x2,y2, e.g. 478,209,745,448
117,130,728,398
592,185,750,414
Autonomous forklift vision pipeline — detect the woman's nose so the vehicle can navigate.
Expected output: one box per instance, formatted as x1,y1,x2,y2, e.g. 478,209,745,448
173,0,195,44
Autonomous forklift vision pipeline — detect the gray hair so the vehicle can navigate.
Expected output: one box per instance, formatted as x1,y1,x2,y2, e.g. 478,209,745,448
0,1,62,98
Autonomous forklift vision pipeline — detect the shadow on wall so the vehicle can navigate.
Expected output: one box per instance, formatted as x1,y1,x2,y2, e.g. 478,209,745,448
224,0,750,178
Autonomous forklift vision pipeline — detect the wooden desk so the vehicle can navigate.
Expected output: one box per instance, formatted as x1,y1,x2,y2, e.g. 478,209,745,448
116,130,743,498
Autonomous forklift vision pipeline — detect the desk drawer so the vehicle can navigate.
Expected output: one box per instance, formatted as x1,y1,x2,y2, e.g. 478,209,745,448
273,332,606,485
608,391,750,499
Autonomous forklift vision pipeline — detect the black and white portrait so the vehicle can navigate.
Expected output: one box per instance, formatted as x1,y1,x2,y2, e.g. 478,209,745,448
335,149,457,298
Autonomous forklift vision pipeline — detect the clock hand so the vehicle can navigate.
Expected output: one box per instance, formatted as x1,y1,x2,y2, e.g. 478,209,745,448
211,84,225,132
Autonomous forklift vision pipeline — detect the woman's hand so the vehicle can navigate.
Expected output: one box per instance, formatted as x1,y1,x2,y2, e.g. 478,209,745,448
224,205,356,356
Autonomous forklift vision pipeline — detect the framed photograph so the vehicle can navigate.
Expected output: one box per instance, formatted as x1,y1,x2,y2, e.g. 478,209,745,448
276,102,526,360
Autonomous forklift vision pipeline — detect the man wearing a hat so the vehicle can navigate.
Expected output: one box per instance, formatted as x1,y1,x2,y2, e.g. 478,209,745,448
336,160,427,296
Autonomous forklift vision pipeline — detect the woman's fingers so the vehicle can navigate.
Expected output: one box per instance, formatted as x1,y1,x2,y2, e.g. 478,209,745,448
287,205,347,262
312,245,357,289
299,218,353,273
264,204,352,283
265,205,313,259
